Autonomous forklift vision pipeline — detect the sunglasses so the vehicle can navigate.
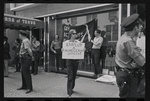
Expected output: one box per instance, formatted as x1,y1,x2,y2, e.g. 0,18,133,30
72,33,77,35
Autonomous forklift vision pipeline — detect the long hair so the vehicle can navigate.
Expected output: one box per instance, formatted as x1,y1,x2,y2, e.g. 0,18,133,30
101,30,106,38
4,36,8,42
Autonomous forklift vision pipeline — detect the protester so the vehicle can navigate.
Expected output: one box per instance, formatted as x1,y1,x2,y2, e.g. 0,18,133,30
31,36,40,75
115,13,145,98
91,29,103,78
136,20,145,98
17,30,34,94
12,38,21,72
50,34,62,72
62,29,85,98
4,36,11,77
99,30,108,73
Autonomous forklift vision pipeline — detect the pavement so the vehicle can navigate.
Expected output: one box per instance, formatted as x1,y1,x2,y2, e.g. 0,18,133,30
4,66,119,98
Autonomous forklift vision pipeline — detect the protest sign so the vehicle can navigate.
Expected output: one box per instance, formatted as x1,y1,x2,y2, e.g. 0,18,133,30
62,42,85,59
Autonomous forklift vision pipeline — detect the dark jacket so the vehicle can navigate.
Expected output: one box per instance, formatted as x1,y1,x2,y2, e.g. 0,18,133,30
4,42,11,60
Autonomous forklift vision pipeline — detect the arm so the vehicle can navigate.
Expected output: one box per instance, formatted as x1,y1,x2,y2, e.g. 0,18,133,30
85,24,91,42
23,41,34,58
50,41,56,53
92,37,103,46
125,41,145,67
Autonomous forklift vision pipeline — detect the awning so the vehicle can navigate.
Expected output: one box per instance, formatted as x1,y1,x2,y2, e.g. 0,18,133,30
4,13,44,30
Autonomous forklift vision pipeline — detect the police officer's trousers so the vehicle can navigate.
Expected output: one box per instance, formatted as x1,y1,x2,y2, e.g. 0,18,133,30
21,57,33,90
66,59,79,96
116,69,139,98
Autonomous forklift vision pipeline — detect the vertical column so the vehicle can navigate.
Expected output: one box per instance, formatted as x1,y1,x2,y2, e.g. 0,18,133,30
118,4,122,39
43,17,46,71
127,4,131,17
55,17,57,35
29,30,32,41
47,16,50,72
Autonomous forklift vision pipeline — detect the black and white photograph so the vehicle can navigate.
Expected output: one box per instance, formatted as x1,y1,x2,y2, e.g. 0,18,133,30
4,3,145,99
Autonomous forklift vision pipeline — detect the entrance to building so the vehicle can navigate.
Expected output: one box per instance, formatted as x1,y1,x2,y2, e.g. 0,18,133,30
32,29,44,67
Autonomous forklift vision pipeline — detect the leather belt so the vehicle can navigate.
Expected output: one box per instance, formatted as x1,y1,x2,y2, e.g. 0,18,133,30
116,65,139,74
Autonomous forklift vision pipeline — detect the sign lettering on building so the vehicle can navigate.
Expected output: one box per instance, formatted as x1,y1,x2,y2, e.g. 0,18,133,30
4,16,36,25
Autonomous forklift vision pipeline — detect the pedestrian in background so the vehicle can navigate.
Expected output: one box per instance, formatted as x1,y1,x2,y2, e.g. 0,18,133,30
4,36,11,77
115,13,145,98
136,19,145,98
91,29,103,78
31,36,40,75
62,29,85,98
17,30,34,94
12,38,21,72
99,30,108,73
50,34,62,72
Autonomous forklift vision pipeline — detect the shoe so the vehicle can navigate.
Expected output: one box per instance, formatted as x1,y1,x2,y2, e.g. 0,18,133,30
17,87,27,90
33,72,37,75
93,74,97,78
67,95,71,98
97,74,102,78
25,89,33,94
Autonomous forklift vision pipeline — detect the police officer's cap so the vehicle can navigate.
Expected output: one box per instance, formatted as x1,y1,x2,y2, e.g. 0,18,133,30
121,13,140,30
19,30,29,37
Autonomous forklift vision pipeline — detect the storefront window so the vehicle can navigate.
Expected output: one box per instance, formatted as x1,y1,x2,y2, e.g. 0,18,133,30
97,11,118,42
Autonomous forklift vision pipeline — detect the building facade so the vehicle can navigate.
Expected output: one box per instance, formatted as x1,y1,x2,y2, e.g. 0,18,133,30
8,3,145,73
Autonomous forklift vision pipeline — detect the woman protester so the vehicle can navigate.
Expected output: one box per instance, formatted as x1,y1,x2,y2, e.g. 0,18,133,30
99,30,108,73
62,29,85,97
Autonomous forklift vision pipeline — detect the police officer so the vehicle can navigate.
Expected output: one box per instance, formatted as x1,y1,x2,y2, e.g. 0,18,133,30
17,30,34,94
115,13,145,98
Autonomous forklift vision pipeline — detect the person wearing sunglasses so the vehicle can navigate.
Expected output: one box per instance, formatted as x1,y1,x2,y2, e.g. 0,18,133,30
62,29,85,98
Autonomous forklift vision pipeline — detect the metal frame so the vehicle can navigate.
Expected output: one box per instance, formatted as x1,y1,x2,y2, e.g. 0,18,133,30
127,4,131,17
43,17,46,71
35,4,114,18
118,4,122,39
47,16,50,72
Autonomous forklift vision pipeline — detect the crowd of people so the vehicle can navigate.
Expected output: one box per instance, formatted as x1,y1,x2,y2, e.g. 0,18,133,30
4,13,145,98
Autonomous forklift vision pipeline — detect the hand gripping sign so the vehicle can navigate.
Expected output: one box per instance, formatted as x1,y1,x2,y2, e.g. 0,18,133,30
62,41,85,59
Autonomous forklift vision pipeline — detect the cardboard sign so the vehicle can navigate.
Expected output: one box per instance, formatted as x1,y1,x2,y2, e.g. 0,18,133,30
62,42,85,59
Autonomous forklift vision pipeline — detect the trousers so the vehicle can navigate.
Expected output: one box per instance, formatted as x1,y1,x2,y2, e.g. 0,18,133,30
32,51,39,74
66,59,79,96
15,55,21,72
21,56,33,90
91,49,101,75
115,67,140,98
54,49,61,71
4,60,9,76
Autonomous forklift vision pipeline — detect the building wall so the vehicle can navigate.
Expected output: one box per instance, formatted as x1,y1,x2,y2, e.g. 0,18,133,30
4,3,19,65
15,4,100,18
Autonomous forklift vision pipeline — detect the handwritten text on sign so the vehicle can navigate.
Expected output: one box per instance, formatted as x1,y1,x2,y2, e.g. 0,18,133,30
62,42,85,59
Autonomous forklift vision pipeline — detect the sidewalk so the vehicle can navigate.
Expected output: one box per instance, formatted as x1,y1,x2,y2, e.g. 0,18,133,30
4,67,119,98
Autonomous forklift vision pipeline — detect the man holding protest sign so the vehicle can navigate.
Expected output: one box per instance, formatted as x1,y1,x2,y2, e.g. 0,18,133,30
62,29,85,98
